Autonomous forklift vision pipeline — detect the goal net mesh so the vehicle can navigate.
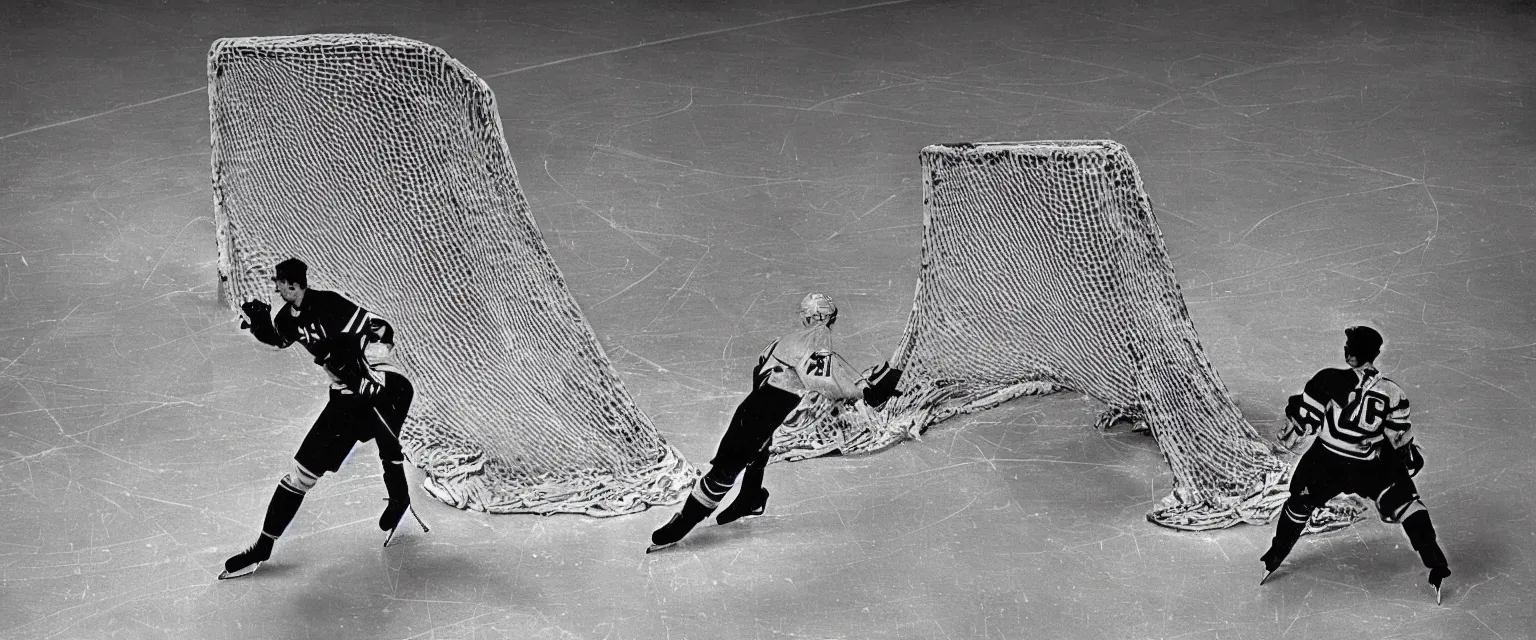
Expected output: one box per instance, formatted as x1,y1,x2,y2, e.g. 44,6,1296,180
773,141,1365,531
207,34,696,516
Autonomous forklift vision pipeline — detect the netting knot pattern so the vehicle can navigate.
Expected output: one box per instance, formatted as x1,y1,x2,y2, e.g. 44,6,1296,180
208,34,697,516
774,141,1364,531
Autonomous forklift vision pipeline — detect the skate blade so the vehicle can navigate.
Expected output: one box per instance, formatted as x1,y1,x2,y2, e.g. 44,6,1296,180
217,561,261,580
1259,569,1275,586
645,541,678,554
1434,584,1443,605
716,512,764,526
382,505,430,548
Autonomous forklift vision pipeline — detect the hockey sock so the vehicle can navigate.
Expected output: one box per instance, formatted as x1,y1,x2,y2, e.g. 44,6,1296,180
1402,511,1449,573
740,464,766,495
262,483,306,540
1261,505,1308,570
379,460,410,531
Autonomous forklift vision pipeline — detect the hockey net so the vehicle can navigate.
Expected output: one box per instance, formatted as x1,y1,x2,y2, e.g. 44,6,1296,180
773,141,1365,531
207,34,696,516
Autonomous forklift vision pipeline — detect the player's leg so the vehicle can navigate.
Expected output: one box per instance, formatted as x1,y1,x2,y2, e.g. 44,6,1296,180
1260,449,1342,583
716,445,771,525
1373,472,1450,601
648,461,739,552
649,386,798,551
221,392,355,579
220,460,321,579
369,373,426,543
712,385,799,526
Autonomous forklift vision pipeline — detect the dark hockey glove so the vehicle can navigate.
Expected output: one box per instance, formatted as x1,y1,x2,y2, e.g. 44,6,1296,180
1279,394,1321,449
240,299,282,346
860,361,904,409
363,317,395,345
1393,442,1425,477
320,335,375,394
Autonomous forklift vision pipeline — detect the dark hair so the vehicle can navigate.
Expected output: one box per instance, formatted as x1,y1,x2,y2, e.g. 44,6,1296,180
1345,325,1383,364
272,258,309,288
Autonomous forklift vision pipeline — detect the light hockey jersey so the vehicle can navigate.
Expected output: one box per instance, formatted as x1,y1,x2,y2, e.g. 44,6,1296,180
1290,366,1412,460
755,323,863,400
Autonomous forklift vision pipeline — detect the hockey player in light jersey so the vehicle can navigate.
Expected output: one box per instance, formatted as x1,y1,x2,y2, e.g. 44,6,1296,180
219,258,426,580
647,293,903,553
1261,326,1451,602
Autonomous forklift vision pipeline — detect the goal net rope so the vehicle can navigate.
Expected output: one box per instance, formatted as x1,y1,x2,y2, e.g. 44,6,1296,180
208,34,696,516
772,141,1365,532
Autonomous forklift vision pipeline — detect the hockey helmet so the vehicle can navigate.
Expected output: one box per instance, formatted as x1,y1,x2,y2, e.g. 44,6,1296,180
800,293,837,326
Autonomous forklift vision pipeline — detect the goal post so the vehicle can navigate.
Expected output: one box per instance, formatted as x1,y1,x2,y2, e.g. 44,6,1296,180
207,34,696,516
774,141,1363,531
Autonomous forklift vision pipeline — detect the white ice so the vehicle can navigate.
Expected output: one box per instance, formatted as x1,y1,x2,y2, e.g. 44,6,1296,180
2,1,1533,638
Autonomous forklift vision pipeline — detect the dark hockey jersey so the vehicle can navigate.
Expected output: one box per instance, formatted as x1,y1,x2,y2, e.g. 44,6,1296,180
1287,367,1412,460
269,289,396,391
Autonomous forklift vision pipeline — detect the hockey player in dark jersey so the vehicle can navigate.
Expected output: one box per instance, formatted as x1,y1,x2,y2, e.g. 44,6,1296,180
1261,326,1450,602
647,293,903,553
219,258,427,580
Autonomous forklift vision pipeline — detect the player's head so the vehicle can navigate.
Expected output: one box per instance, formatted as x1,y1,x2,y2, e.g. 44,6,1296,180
800,293,837,327
1344,325,1383,367
272,258,309,302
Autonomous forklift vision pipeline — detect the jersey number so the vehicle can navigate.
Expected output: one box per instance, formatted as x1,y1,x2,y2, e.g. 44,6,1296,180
804,352,832,377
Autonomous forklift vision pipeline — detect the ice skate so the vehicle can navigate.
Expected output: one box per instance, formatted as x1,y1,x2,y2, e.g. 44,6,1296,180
1428,566,1450,604
1258,549,1285,585
646,496,713,554
716,488,768,526
218,536,273,580
381,498,431,548
379,459,427,547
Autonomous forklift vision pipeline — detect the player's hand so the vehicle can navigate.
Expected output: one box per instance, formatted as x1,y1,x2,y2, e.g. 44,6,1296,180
240,299,273,330
1276,416,1308,452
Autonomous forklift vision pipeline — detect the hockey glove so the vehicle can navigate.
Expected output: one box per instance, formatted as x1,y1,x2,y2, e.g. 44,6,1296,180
320,335,377,395
860,361,904,409
240,299,283,346
1279,394,1322,448
363,316,395,345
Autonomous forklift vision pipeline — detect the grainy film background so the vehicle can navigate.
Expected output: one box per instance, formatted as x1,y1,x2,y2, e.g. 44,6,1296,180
2,1,1533,638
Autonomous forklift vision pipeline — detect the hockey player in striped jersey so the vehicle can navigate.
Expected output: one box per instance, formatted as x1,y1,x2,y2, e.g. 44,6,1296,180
646,293,903,553
1261,326,1450,602
219,258,426,580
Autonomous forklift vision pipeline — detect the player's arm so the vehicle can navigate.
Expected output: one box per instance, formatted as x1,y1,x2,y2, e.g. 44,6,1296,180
318,333,385,396
1280,371,1331,446
1378,388,1421,475
751,339,781,390
799,350,864,400
240,299,291,348
858,360,904,409
320,296,398,386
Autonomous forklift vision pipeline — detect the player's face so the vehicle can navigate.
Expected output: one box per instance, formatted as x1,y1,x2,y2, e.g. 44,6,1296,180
274,279,302,303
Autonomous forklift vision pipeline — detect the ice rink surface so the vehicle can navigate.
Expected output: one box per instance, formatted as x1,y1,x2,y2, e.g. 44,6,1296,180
2,0,1534,638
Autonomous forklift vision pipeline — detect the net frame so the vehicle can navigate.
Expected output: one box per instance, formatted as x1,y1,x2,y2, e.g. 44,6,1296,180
773,141,1364,531
207,34,696,516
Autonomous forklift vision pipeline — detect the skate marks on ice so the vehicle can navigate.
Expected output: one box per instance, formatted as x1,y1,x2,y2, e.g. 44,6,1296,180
4,0,1536,638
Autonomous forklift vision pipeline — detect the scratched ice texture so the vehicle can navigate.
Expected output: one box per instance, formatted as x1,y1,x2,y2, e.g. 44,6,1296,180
1,1,1533,638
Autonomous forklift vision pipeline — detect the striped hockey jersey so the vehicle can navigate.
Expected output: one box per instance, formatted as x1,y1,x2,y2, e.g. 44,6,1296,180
1287,366,1412,460
270,289,398,392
